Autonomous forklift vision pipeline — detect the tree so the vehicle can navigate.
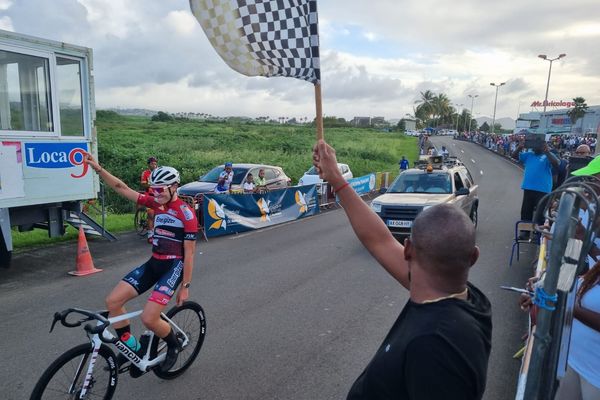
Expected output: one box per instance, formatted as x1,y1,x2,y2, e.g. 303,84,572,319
567,97,588,133
431,93,452,127
151,111,174,122
415,90,436,126
479,121,490,132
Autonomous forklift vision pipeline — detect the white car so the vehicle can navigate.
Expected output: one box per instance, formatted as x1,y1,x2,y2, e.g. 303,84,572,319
298,163,353,186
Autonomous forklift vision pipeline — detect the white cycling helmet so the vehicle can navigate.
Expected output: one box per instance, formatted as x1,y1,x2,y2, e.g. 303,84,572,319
150,166,180,186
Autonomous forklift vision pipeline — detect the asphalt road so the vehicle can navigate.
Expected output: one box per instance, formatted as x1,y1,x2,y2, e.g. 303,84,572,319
0,136,537,400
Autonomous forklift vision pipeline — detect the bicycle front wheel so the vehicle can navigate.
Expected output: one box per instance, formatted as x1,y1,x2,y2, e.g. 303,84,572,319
153,301,206,380
134,208,148,236
30,343,118,400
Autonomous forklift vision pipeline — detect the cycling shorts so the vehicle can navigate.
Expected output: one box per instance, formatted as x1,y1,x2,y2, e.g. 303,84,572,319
122,257,183,305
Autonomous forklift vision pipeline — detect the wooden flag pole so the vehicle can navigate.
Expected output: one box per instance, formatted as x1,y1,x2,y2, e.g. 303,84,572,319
314,83,324,141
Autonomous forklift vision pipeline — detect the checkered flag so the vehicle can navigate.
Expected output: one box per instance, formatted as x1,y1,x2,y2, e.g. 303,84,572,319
189,0,320,84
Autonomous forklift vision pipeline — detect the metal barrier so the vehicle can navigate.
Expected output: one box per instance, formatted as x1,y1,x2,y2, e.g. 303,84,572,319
179,194,208,241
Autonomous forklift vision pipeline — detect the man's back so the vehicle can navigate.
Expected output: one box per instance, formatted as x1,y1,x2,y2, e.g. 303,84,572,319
347,283,492,400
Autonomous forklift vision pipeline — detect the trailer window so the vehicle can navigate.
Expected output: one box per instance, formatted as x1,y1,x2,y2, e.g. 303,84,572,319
56,57,84,136
0,50,53,132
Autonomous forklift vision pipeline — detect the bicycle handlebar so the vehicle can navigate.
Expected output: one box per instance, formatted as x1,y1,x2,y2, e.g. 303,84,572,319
50,308,118,344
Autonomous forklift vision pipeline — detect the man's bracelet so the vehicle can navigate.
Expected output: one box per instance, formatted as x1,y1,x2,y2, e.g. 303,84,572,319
333,181,350,194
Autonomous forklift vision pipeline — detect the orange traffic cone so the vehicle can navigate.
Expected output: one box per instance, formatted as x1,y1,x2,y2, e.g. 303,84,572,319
69,226,102,276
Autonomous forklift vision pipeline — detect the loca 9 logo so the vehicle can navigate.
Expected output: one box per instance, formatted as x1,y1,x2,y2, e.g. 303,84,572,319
25,143,90,178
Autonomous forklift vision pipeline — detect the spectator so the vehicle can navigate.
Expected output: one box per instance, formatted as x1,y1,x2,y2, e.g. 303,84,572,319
141,156,158,243
551,151,569,190
255,168,268,191
399,156,409,172
219,162,234,192
511,139,559,240
440,146,449,158
313,140,492,400
575,144,592,157
520,261,600,400
243,173,255,193
214,176,228,194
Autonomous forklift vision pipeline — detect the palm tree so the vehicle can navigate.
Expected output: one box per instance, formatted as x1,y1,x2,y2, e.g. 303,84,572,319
567,97,588,134
432,93,452,127
415,90,436,126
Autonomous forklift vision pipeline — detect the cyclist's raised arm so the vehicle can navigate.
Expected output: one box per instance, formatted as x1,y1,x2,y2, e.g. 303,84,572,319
85,153,139,202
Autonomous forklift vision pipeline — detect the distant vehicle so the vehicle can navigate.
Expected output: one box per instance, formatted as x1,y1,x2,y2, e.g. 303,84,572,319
370,156,478,239
178,163,291,196
405,130,419,137
298,163,353,186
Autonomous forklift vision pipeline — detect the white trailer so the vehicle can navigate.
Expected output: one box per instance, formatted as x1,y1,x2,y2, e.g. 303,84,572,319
0,30,114,268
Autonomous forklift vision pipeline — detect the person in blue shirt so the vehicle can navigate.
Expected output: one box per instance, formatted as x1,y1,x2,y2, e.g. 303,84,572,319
511,138,559,239
399,156,409,172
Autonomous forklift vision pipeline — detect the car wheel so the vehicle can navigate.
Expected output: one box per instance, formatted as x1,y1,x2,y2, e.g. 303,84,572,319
470,205,478,228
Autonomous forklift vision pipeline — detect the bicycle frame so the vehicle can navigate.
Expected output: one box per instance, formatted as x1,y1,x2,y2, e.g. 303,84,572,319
76,309,189,398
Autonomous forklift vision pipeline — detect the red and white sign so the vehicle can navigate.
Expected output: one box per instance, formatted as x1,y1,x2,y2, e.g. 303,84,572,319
531,100,574,108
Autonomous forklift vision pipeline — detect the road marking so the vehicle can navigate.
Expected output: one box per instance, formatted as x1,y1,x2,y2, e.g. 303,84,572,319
227,212,328,240
471,159,476,164
480,170,483,175
461,150,464,153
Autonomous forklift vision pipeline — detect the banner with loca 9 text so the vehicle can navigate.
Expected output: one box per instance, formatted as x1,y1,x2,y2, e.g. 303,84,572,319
202,185,319,237
189,0,320,84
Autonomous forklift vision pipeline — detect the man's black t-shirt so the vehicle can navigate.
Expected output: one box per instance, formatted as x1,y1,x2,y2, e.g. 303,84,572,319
347,282,492,400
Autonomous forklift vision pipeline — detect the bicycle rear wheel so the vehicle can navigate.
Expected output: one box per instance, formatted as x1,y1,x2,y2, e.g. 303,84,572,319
134,208,148,236
30,343,118,400
152,301,206,380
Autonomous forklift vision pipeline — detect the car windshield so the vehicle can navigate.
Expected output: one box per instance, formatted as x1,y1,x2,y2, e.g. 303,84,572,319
200,167,249,184
388,172,452,194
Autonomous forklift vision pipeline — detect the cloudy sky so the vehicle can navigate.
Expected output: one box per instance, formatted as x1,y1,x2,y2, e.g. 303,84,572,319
2,0,599,122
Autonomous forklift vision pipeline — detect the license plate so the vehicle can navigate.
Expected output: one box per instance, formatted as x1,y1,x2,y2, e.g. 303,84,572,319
387,220,412,228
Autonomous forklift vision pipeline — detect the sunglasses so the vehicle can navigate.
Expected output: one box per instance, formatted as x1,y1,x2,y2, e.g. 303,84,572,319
151,185,171,194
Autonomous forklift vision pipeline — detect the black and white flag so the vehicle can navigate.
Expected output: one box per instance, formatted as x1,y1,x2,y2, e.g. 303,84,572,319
189,0,320,84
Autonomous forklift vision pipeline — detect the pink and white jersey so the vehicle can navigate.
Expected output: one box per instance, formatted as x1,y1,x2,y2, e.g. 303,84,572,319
137,194,198,259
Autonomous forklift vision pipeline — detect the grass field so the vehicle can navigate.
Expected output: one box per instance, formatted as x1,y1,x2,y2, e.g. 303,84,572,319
13,113,418,249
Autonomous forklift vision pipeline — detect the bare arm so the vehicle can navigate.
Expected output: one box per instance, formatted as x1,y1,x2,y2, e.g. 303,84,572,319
574,303,600,332
85,153,139,202
313,140,409,289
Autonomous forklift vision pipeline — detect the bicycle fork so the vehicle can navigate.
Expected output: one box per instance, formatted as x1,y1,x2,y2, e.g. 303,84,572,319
76,337,106,399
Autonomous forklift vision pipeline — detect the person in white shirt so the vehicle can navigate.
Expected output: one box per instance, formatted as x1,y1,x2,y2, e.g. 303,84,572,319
243,173,255,193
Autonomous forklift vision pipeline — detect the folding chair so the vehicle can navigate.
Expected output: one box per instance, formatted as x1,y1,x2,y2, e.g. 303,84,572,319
509,220,538,266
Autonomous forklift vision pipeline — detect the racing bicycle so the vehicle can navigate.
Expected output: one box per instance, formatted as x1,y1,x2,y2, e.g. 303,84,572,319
134,205,149,236
30,301,206,399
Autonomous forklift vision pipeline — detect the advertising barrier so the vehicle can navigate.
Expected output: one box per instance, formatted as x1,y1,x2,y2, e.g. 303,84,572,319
202,185,319,237
348,174,376,195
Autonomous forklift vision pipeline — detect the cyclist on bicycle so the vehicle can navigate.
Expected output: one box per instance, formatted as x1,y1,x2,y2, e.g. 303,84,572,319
141,157,158,243
85,153,198,372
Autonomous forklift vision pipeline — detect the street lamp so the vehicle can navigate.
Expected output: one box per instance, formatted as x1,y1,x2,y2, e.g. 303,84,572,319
538,53,566,133
454,104,463,132
490,82,506,134
538,54,566,114
466,94,478,133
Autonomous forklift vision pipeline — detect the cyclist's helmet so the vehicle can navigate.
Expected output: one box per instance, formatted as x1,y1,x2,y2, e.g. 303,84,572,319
147,156,158,164
150,166,180,186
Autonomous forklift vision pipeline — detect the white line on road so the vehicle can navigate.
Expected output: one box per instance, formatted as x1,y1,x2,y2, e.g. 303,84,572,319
471,159,476,164
480,170,483,175
461,150,464,153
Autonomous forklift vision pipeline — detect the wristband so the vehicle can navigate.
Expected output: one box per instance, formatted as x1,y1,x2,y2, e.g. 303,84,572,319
96,167,103,174
333,182,350,194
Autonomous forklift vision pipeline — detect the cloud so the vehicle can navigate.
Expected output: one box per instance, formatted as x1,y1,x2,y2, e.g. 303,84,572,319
1,0,599,121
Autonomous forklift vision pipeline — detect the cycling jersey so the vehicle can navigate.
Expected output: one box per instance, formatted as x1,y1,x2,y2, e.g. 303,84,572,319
141,169,152,193
137,194,198,260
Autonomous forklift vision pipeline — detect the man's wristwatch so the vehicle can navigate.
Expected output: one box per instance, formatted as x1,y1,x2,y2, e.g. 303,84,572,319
182,282,191,289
